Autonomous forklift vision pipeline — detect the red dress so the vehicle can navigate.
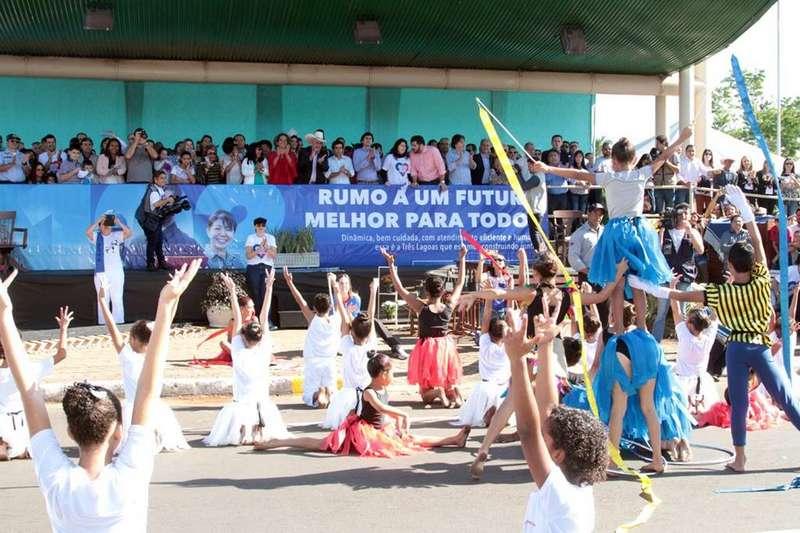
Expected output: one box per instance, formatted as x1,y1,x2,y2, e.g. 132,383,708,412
407,304,462,390
267,151,298,184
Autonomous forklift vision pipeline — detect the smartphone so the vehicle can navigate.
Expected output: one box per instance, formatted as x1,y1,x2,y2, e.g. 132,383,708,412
104,214,115,226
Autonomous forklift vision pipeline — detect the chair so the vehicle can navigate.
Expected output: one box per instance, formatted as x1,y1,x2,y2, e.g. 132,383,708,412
550,210,583,264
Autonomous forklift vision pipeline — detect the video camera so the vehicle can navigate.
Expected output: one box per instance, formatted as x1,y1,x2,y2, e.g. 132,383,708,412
154,195,191,219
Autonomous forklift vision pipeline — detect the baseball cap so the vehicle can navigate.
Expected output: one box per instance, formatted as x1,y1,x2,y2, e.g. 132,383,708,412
6,133,21,142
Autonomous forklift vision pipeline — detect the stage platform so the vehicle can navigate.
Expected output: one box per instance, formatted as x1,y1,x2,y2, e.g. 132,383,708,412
7,267,447,330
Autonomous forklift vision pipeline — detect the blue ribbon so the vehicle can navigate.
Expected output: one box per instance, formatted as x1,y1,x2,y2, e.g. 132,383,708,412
731,55,792,381
716,476,800,494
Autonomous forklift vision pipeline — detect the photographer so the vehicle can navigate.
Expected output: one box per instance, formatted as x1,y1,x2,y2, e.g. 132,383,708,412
124,128,157,183
137,170,174,271
85,213,132,324
652,203,704,341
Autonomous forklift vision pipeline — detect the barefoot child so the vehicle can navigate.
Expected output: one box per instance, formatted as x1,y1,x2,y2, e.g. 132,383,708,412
254,352,470,457
322,277,379,429
0,259,201,531
204,271,288,446
284,268,340,408
1,294,71,461
456,296,510,427
97,280,189,453
506,311,607,532
533,127,693,335
380,244,467,407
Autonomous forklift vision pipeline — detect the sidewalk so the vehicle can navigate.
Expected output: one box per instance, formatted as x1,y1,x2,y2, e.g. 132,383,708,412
23,323,678,401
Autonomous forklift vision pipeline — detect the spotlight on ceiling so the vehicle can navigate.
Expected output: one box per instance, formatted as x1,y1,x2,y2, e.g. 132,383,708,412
560,24,586,55
354,20,381,45
84,5,113,31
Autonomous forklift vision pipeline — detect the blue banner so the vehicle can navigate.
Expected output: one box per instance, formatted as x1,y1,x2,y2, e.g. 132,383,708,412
0,184,532,270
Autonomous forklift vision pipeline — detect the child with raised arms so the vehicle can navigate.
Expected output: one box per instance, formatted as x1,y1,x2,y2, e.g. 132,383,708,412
97,279,188,452
204,271,289,446
0,259,201,531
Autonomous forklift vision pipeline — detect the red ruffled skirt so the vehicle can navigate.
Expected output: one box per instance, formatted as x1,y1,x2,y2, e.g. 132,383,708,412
407,336,462,390
321,414,426,458
695,391,781,431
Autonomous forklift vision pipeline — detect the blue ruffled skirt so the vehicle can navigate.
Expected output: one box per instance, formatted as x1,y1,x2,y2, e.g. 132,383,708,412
565,329,693,442
589,216,671,290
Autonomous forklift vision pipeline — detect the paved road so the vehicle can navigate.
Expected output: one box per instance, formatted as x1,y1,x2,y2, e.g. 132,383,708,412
2,396,799,533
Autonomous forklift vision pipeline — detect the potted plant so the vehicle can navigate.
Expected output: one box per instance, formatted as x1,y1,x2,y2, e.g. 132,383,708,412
201,271,247,327
274,226,320,268
381,301,398,320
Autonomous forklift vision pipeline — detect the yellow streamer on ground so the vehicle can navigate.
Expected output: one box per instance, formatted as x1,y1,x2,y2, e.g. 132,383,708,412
477,103,660,531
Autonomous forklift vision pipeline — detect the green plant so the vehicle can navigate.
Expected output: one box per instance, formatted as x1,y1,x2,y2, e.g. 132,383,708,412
201,271,248,312
381,301,398,319
276,227,316,253
295,226,315,253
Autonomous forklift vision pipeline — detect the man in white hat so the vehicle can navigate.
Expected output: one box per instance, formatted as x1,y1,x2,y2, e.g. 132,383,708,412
297,129,329,184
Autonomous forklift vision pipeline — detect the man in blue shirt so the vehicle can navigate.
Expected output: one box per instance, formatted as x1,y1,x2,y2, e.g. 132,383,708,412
0,134,28,183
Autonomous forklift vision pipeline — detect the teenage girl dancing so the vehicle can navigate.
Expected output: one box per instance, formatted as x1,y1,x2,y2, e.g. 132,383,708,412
380,244,467,407
254,352,470,457
97,279,189,452
533,127,693,335
192,289,258,367
322,278,379,429
1,271,71,460
284,269,341,408
204,271,289,446
0,259,200,531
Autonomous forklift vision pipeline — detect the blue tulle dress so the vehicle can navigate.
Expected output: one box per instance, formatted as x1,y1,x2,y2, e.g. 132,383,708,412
588,216,671,293
563,329,693,442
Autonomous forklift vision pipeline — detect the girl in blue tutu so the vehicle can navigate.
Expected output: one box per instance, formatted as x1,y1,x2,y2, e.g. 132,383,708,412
533,127,692,335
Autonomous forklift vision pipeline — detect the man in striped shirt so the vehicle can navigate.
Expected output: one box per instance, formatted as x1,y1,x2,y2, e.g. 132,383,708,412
630,185,800,473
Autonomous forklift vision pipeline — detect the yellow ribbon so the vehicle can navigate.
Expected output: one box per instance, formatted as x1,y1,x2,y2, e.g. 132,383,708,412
478,104,660,531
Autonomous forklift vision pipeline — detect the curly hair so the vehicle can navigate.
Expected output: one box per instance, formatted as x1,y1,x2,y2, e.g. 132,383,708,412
547,406,608,486
62,383,122,447
532,253,558,281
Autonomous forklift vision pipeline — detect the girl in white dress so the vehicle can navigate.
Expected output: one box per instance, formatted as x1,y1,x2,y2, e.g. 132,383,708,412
97,280,189,453
456,296,510,427
0,259,201,532
1,280,71,461
204,271,289,446
284,268,341,408
322,277,379,429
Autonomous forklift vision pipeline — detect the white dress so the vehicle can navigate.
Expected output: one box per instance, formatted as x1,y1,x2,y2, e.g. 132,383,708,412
302,314,341,406
118,344,189,453
203,335,289,446
0,358,53,458
456,334,510,427
321,334,376,429
671,322,720,412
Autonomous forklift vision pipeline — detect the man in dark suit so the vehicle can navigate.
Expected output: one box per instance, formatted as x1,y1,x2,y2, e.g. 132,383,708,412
296,129,329,184
470,138,493,185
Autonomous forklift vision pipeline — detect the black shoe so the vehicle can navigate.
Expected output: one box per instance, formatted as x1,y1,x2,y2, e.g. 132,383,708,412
146,264,157,272
158,263,170,271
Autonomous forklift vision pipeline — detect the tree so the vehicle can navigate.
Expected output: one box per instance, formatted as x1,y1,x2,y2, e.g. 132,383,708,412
712,68,800,159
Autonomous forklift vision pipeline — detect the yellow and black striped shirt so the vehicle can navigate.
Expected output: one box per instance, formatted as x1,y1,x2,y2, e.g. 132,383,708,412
704,263,772,346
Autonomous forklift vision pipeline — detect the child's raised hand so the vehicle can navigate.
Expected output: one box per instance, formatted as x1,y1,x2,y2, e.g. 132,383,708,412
379,247,395,266
326,272,337,286
580,282,594,294
97,278,109,301
55,306,74,329
532,161,546,174
2,267,17,288
669,275,680,289
369,277,379,293
504,314,537,360
220,272,236,292
282,266,293,284
265,268,275,286
458,243,468,259
161,259,202,301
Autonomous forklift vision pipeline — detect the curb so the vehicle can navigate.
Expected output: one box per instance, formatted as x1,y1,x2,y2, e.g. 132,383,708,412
42,376,301,402
25,325,209,354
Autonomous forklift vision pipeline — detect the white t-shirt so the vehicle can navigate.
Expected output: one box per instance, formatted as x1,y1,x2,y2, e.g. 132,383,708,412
679,156,704,185
524,466,595,533
673,321,718,378
245,233,276,267
118,344,144,401
170,165,195,184
148,185,168,211
0,358,54,412
31,425,155,533
231,334,269,402
594,165,652,219
303,314,341,362
478,333,511,385
340,334,377,389
382,154,411,186
668,228,686,253
91,230,125,274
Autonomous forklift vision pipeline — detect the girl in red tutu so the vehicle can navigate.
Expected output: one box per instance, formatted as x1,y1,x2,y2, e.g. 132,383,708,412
380,244,468,407
253,352,470,457
192,293,258,367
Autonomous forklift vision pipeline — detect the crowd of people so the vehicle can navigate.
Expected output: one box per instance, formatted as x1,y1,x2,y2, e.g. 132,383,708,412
2,125,800,532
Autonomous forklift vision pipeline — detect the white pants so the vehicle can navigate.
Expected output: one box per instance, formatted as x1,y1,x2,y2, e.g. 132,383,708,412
302,357,337,407
94,270,125,324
